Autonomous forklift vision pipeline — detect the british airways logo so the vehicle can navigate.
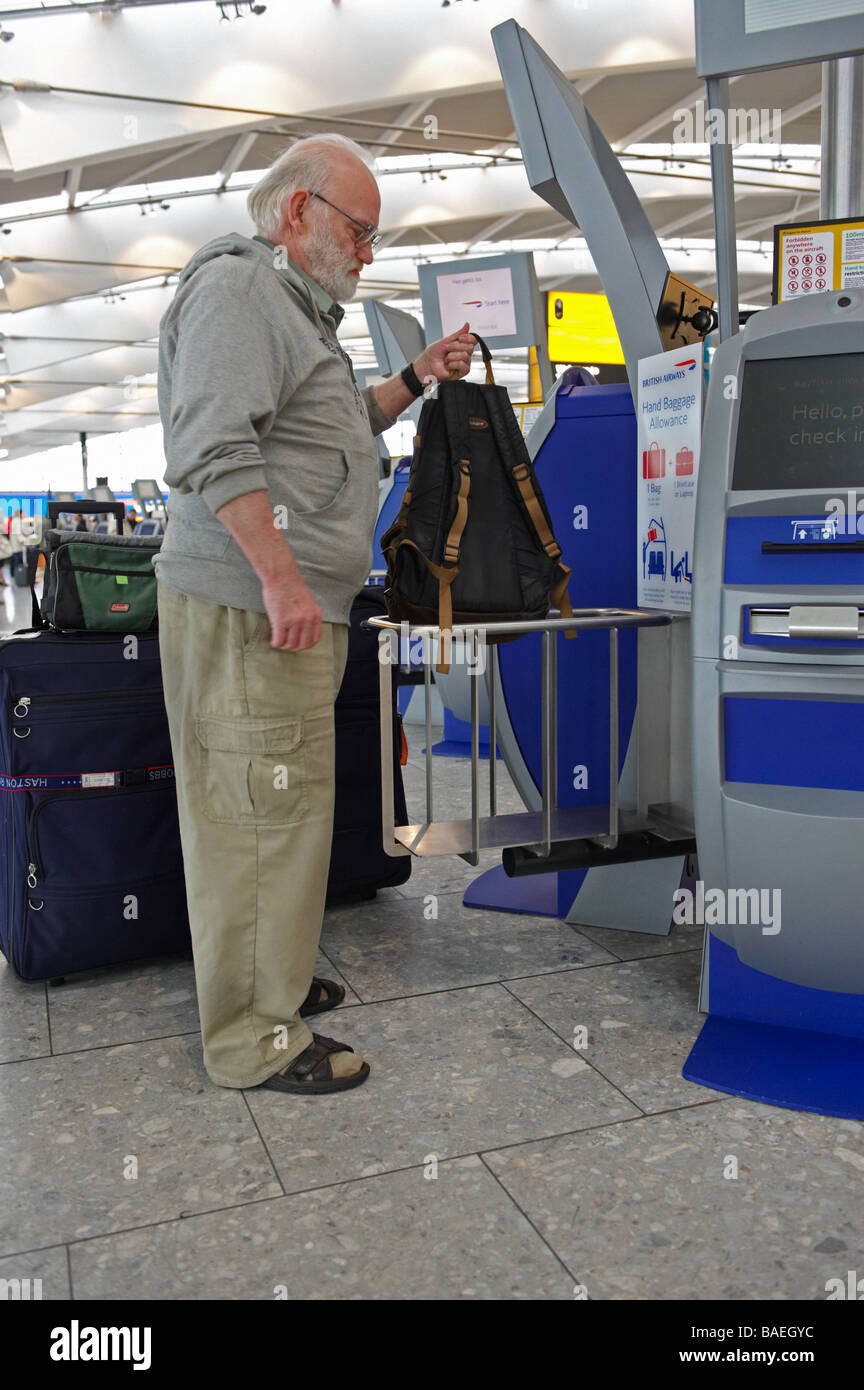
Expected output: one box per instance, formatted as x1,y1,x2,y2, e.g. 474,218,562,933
675,358,697,371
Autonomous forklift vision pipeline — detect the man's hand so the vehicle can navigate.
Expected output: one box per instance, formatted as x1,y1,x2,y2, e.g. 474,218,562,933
215,489,322,651
371,324,478,420
415,323,477,385
261,565,322,652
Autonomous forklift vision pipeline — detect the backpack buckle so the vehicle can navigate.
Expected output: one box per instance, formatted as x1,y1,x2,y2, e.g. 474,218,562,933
512,464,529,481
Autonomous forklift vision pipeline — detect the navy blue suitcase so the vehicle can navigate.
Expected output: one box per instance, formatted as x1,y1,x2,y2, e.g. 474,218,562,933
327,587,412,901
0,629,191,980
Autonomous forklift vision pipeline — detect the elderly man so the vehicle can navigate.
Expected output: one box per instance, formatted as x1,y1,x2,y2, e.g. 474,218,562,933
156,134,474,1095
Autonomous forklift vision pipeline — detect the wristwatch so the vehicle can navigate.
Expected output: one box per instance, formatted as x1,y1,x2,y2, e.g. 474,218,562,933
400,361,425,397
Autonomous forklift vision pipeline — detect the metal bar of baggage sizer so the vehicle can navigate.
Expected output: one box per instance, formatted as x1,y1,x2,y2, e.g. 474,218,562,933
488,640,498,817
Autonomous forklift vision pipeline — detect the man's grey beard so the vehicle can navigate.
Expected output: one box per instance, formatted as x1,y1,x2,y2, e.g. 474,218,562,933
304,222,359,303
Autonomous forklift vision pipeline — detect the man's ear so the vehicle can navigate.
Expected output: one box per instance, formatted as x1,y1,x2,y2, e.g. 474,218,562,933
285,187,310,234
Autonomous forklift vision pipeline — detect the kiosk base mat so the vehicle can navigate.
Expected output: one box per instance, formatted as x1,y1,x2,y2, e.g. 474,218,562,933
683,1015,864,1121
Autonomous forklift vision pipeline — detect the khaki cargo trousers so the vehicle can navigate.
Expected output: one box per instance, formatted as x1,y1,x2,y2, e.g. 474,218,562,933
157,581,349,1088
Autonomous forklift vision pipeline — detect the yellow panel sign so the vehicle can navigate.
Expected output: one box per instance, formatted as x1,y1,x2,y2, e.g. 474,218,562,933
547,292,625,365
511,403,545,437
773,217,864,304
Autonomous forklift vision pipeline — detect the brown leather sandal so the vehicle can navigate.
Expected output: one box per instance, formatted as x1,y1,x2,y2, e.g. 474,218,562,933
299,976,346,1018
260,1033,370,1095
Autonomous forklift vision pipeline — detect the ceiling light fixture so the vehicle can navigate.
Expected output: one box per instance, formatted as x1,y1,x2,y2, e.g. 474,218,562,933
216,1,265,17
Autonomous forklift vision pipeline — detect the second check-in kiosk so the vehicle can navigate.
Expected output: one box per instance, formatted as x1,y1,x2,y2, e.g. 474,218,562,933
685,286,864,1119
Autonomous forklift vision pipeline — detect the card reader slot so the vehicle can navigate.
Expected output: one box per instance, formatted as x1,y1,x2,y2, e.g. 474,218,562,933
748,606,864,640
761,541,864,553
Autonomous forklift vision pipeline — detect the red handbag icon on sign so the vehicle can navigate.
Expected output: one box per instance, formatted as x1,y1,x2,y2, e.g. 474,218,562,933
675,446,694,476
643,441,666,479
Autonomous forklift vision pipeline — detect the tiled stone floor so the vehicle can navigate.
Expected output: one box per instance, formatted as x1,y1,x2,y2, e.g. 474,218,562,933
1,720,862,1300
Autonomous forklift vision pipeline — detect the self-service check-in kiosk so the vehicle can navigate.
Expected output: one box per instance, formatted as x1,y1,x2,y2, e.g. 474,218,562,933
685,287,864,1119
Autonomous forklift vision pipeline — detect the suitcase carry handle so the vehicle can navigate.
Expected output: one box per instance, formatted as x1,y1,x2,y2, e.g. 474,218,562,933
47,500,126,531
449,333,495,386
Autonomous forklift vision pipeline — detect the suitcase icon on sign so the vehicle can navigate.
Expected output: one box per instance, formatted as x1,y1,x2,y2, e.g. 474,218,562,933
675,446,694,476
642,441,666,479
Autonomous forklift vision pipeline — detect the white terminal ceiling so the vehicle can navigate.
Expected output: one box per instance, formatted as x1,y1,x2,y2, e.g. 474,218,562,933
0,0,825,464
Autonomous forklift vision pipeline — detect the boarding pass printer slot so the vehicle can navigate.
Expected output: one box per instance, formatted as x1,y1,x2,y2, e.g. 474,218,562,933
748,606,864,641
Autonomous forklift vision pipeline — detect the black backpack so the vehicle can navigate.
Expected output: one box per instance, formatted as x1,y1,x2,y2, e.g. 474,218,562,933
381,337,573,666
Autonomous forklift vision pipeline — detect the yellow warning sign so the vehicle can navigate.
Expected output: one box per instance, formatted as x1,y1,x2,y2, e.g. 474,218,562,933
773,217,864,304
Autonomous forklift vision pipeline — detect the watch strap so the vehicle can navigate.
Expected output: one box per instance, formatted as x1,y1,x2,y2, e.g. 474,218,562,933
401,362,425,397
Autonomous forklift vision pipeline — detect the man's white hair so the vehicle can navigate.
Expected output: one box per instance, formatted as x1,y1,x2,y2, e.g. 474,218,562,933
247,134,377,242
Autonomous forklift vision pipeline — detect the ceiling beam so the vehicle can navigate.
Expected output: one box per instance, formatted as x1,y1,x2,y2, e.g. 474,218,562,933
368,98,434,157
77,132,246,208
464,211,522,249
218,130,260,189
653,203,716,237
737,196,820,240
375,227,405,251
528,219,577,238
63,164,82,209
612,76,744,150
775,92,821,133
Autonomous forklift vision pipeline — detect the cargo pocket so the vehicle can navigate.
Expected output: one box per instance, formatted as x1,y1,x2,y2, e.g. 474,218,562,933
195,714,307,826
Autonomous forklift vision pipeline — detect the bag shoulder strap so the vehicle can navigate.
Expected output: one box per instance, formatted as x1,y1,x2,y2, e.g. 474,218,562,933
484,391,576,624
439,382,473,567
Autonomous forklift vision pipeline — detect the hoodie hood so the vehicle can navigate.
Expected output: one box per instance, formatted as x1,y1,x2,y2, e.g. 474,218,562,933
175,232,342,328
176,231,274,289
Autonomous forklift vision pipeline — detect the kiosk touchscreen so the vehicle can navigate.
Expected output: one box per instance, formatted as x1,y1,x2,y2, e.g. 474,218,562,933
687,287,864,1118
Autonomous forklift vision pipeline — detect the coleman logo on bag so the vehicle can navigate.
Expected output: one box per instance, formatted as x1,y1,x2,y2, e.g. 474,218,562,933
110,602,131,612
380,333,573,673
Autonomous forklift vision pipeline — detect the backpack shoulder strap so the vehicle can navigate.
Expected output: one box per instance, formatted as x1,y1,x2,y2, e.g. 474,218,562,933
439,384,473,568
510,456,575,623
482,391,574,622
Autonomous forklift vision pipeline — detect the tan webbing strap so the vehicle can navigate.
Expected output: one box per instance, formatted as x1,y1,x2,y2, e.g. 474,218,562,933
511,462,576,637
551,561,577,639
438,461,471,669
392,538,459,674
442,461,471,565
511,463,560,560
436,571,457,674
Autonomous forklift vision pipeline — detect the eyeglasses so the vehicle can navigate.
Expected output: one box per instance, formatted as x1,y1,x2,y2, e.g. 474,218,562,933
311,192,382,250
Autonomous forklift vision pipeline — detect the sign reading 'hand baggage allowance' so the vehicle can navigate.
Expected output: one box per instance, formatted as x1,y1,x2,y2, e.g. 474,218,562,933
637,347,703,612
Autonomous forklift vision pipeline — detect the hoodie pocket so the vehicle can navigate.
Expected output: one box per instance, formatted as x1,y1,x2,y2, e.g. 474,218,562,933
291,450,351,517
284,448,378,587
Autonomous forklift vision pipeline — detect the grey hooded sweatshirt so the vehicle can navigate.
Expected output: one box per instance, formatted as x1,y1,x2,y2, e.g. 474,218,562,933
154,232,393,624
